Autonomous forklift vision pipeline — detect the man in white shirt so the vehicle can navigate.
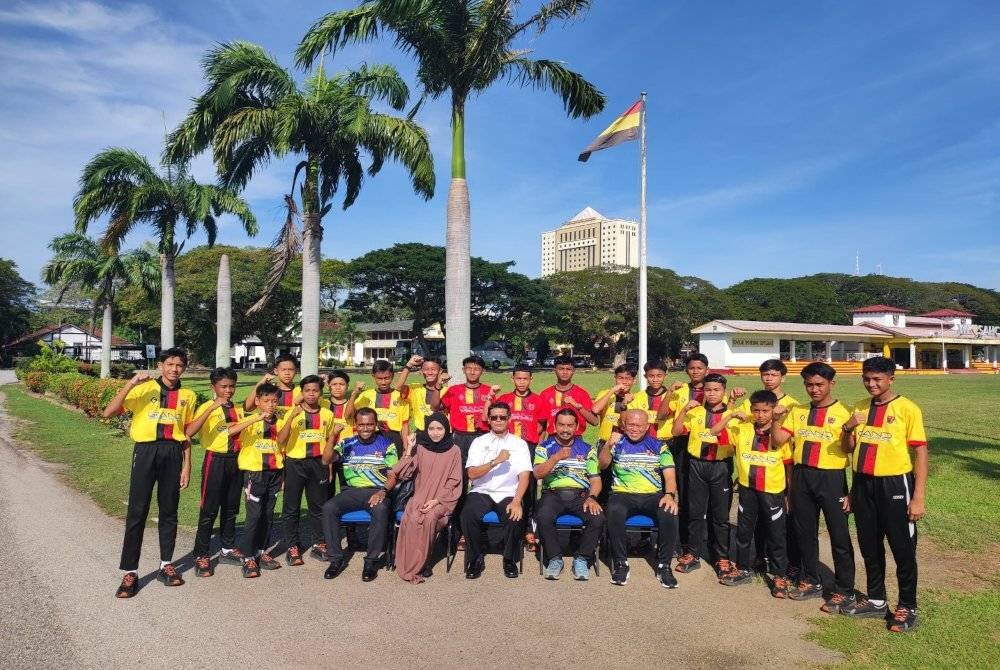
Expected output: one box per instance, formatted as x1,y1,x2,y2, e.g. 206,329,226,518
461,401,533,579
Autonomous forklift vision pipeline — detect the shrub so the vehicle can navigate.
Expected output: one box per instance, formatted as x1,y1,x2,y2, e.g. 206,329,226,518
78,378,126,416
77,362,98,377
110,362,136,379
23,371,49,393
14,358,33,380
27,343,79,374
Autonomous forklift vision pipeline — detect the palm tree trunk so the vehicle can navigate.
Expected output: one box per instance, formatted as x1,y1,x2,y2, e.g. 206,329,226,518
160,251,175,350
301,213,321,375
100,304,112,379
445,96,471,381
215,253,232,368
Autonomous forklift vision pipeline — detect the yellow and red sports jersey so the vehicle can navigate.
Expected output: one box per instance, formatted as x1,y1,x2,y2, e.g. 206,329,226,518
779,401,852,470
667,383,731,419
329,400,353,443
539,385,593,437
355,389,410,432
403,382,437,432
440,384,492,432
681,405,733,461
632,387,671,439
498,390,550,444
194,401,243,454
123,379,197,443
281,407,335,459
729,420,792,494
851,396,927,476
594,389,644,442
738,392,799,415
269,386,329,421
236,416,284,471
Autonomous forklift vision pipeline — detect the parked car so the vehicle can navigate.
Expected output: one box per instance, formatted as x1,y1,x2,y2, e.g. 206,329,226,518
472,341,516,369
571,354,595,369
541,356,556,368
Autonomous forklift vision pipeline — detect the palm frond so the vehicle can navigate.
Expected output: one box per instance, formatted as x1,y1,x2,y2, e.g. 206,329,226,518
503,57,606,118
345,63,410,111
247,194,301,315
513,0,593,36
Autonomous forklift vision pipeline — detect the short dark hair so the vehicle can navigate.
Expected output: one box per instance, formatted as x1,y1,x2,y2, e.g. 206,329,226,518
355,407,378,422
300,374,324,391
759,359,787,375
749,390,778,406
209,367,237,384
862,356,896,376
158,347,188,366
328,370,350,384
462,355,486,369
421,356,441,367
643,359,668,373
371,360,393,374
257,382,280,398
554,408,578,423
801,362,836,381
613,364,636,376
703,372,727,387
553,355,574,367
512,363,533,374
488,401,511,416
274,353,298,368
685,353,709,368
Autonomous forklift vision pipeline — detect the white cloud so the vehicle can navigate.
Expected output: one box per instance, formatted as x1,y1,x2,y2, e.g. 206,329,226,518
0,1,156,38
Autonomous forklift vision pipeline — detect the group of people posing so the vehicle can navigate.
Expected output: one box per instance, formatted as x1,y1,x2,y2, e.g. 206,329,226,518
105,348,928,633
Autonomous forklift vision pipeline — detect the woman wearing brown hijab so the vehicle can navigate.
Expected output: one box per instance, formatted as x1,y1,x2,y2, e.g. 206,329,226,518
385,412,463,583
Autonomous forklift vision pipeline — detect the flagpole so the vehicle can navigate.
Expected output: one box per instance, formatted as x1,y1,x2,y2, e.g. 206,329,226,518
638,91,648,389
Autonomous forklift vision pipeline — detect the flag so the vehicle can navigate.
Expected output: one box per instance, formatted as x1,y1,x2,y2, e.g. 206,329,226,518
577,99,643,162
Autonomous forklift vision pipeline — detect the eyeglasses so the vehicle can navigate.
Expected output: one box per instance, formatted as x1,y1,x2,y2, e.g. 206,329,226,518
488,415,508,421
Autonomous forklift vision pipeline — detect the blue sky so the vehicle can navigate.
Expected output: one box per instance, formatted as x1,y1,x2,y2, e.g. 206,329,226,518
2,0,999,291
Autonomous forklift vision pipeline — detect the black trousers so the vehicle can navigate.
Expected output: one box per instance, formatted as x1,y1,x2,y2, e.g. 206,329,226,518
452,430,485,521
686,457,733,561
239,470,283,558
606,492,677,564
322,486,391,564
193,452,242,557
460,492,524,568
119,440,183,571
669,437,691,549
282,456,329,549
792,465,855,593
755,492,799,571
536,489,606,563
736,487,787,576
852,472,918,609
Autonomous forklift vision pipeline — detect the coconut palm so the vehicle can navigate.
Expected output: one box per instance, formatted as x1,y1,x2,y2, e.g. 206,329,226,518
216,253,232,367
73,148,258,350
165,41,435,374
297,0,605,379
42,233,159,378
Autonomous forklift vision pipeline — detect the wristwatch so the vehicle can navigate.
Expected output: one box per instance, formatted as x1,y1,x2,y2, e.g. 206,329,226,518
664,491,677,499
843,424,857,434
586,494,598,502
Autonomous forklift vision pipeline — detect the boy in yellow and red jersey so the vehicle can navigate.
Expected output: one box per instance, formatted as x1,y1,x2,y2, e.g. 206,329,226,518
349,360,410,454
771,361,855,612
714,390,793,597
185,367,245,577
395,354,445,433
244,353,302,420
671,372,735,578
231,383,285,578
840,356,928,633
539,355,599,437
439,355,493,462
104,347,196,598
278,375,336,566
633,360,672,439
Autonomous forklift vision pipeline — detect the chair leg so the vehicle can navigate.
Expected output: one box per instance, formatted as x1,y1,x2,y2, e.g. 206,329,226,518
594,534,601,577
445,520,455,573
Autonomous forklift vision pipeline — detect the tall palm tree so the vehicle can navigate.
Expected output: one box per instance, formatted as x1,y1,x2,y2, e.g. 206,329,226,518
297,0,605,379
73,148,258,350
166,41,435,374
216,253,232,367
42,233,159,378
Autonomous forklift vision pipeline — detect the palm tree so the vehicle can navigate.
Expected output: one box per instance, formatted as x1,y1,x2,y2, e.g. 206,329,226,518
216,253,232,368
42,233,159,378
165,41,435,374
297,0,605,379
73,148,258,350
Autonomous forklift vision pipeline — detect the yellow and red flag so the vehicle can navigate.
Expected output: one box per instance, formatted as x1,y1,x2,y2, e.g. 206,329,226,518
578,99,643,162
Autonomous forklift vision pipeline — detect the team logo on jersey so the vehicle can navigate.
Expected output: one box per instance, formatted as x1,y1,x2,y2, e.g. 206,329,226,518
827,417,836,424
887,416,896,424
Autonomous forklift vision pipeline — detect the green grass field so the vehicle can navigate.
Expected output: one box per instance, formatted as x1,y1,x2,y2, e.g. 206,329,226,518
3,370,998,668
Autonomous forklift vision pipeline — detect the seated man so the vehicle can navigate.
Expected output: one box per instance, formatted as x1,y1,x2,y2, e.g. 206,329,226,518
320,407,397,582
599,409,680,589
534,409,606,581
461,402,533,580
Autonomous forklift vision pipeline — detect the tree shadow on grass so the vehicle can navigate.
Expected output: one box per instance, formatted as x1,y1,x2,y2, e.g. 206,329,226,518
929,437,1000,481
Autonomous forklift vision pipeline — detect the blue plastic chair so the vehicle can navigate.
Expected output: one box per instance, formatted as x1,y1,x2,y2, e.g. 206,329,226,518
613,513,660,559
534,514,602,576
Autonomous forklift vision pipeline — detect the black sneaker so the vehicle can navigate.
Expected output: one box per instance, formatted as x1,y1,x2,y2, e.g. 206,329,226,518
888,606,918,632
324,559,346,580
218,548,245,565
115,573,138,598
841,596,889,618
157,563,184,587
259,552,281,570
362,562,378,582
465,558,485,580
720,568,754,586
788,581,823,601
286,546,304,567
503,559,519,579
610,561,630,585
657,563,678,589
194,556,213,577
242,558,260,578
310,543,329,561
821,591,851,614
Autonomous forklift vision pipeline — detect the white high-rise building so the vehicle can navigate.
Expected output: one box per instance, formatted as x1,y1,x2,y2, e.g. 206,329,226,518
540,206,639,277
